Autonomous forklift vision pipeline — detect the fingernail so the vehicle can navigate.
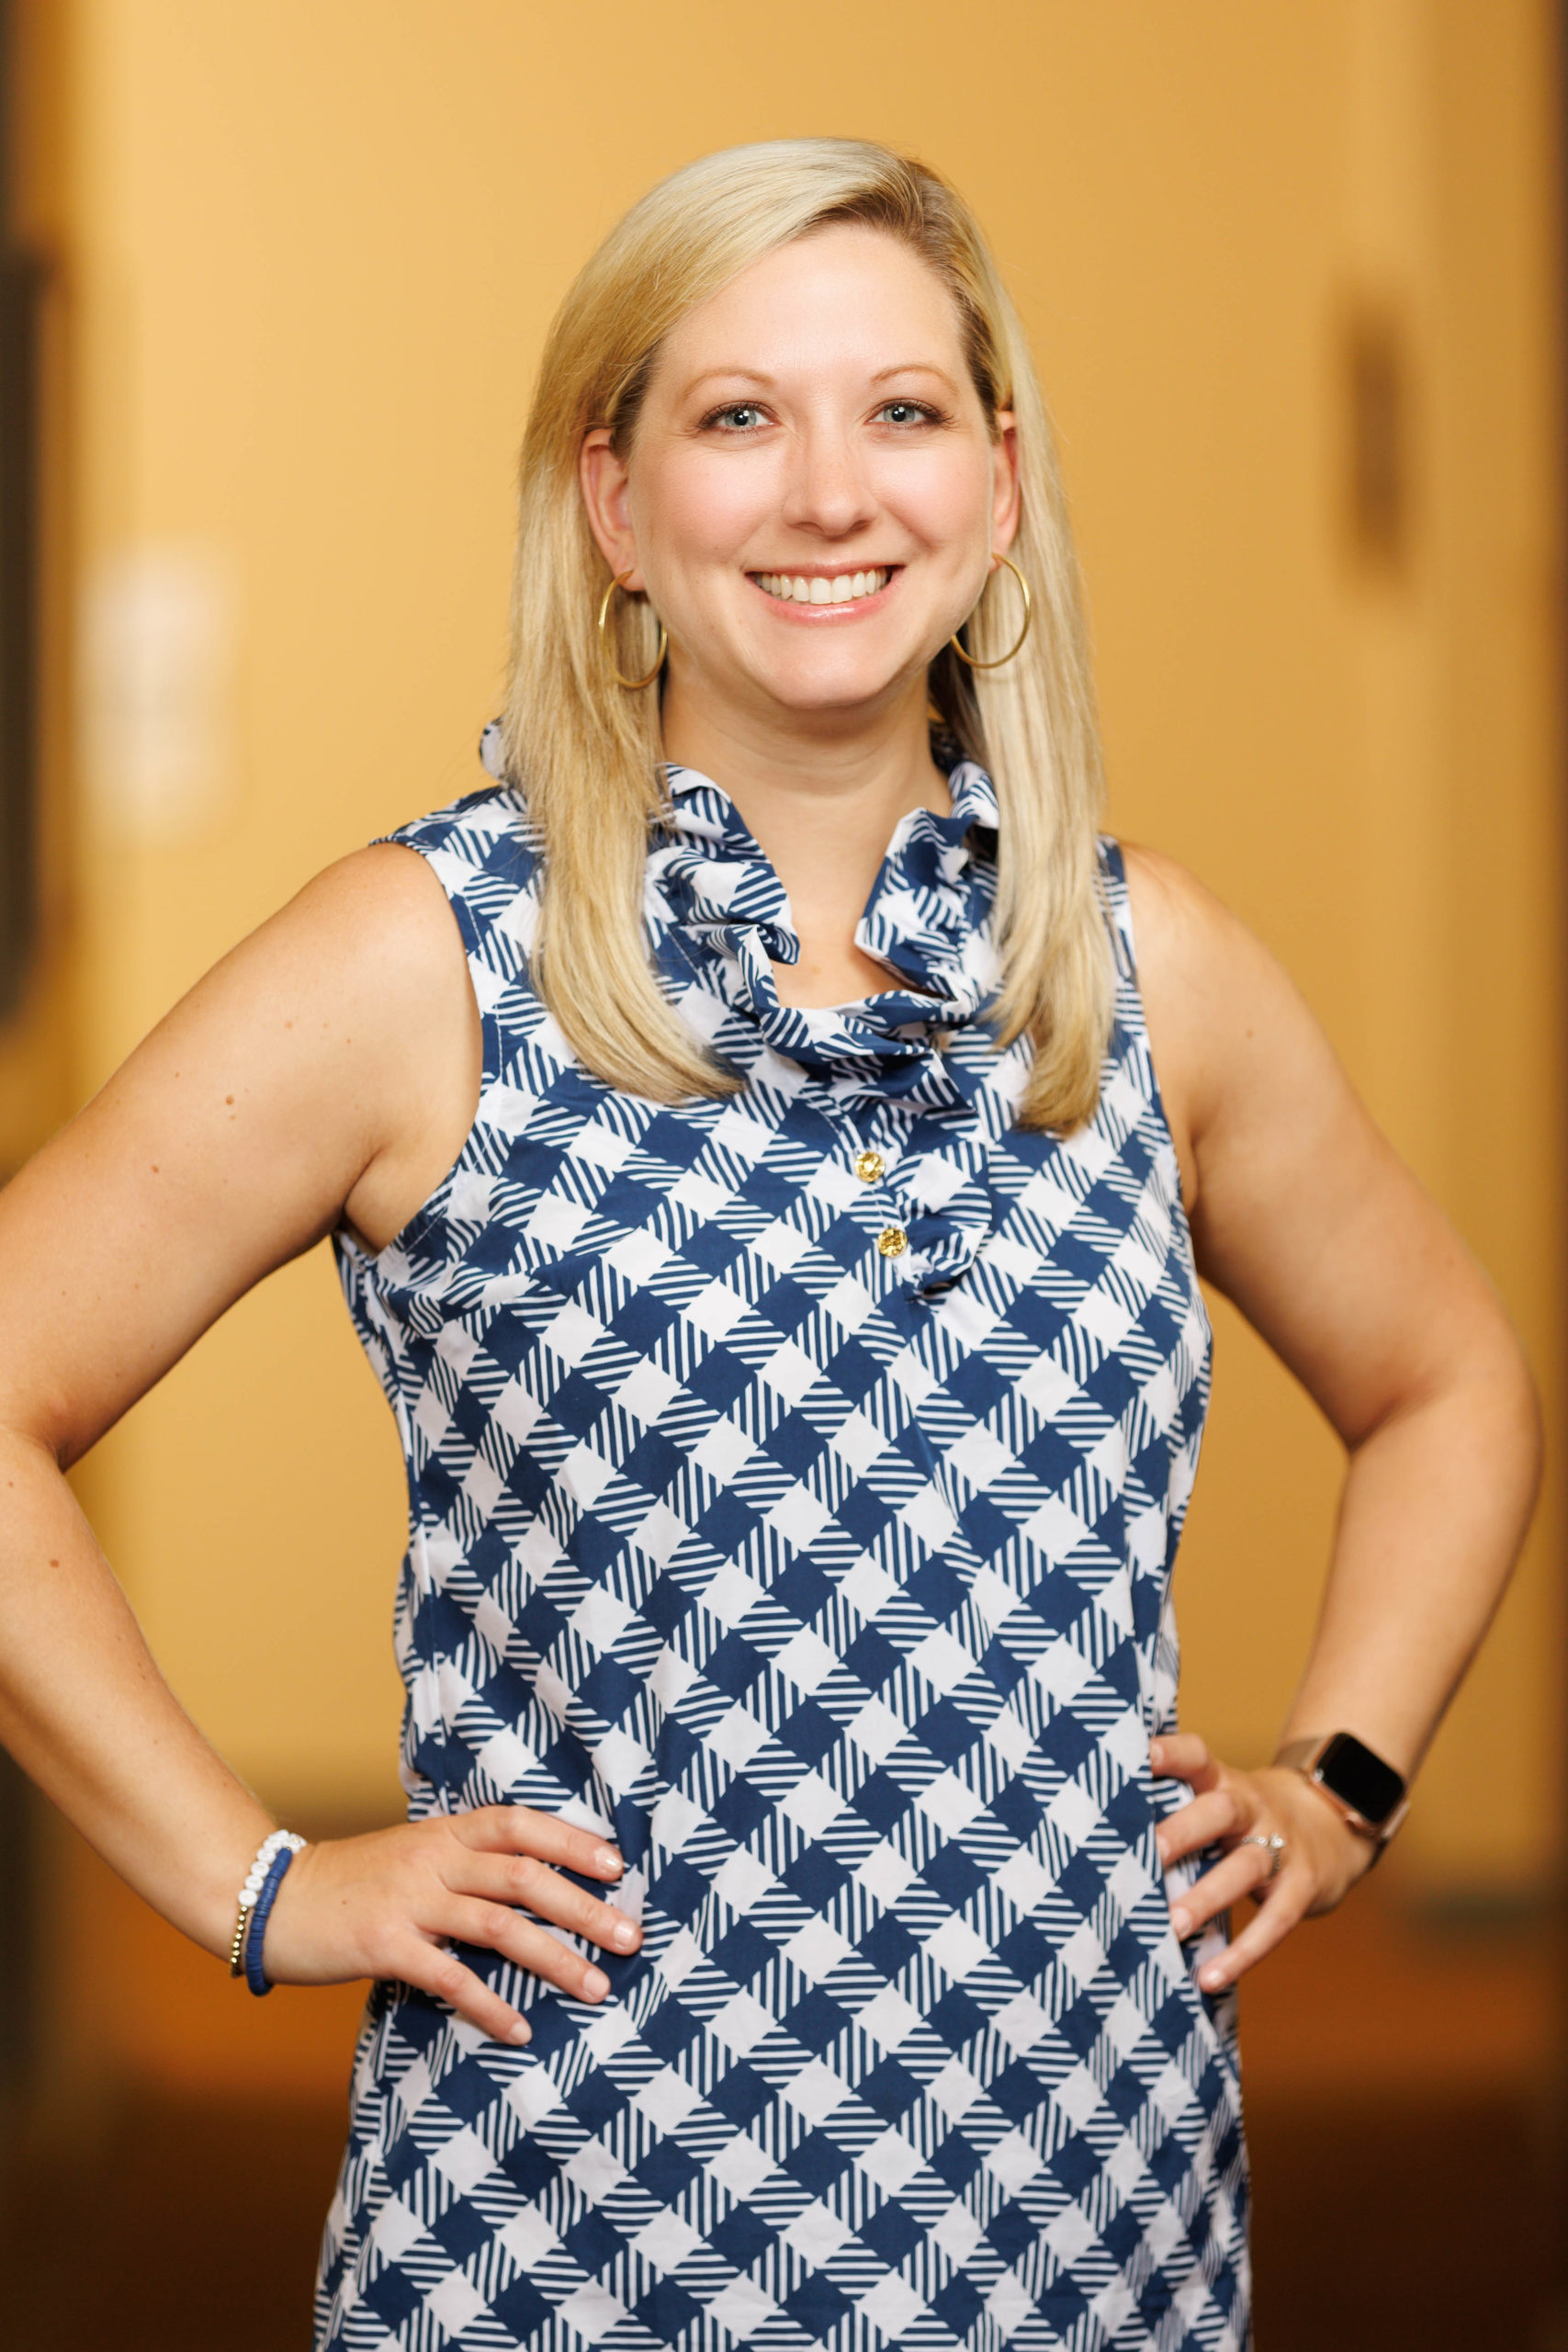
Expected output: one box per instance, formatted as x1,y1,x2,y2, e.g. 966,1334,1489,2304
1170,1907,1190,1938
1150,1741,1164,1768
507,2018,531,2044
595,1847,623,1875
608,1919,638,1951
583,1966,610,1999
1201,1964,1225,1991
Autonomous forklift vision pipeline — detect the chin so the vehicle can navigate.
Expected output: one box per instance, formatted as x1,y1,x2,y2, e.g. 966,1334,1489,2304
750,647,922,716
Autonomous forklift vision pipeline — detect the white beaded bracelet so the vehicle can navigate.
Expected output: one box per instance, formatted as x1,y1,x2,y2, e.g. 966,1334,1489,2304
228,1829,307,1977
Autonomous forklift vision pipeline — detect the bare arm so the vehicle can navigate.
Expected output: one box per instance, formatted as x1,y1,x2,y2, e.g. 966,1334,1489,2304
0,844,640,2033
1124,843,1540,1987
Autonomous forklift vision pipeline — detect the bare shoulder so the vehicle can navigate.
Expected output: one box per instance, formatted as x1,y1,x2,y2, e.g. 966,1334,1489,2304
1113,841,1518,1450
0,832,480,1457
1117,842,1251,1190
220,837,480,1251
254,837,468,998
77,829,480,1238
1115,840,1349,1217
173,837,475,1101
1118,839,1253,997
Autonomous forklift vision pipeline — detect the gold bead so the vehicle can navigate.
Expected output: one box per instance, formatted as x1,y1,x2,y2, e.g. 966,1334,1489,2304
853,1149,885,1184
877,1226,908,1259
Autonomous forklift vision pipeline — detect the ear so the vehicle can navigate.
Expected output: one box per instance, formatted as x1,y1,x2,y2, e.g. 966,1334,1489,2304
989,410,1021,556
579,429,645,589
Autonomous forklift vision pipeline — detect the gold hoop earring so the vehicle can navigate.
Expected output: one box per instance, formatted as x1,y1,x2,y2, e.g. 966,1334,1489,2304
597,570,668,691
948,553,1032,671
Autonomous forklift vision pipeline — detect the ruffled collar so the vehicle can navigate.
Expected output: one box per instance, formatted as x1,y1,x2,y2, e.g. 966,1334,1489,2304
477,718,1004,1099
647,756,1001,1095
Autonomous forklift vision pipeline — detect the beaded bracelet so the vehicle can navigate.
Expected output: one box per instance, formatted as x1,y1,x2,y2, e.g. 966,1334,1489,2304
244,1840,302,1997
228,1828,306,1980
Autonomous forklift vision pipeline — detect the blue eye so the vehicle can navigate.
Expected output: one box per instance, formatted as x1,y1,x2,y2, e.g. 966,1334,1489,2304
878,401,932,424
713,404,764,430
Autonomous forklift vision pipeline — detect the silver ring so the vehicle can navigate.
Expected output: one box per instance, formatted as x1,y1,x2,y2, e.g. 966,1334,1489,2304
1240,1831,1287,1881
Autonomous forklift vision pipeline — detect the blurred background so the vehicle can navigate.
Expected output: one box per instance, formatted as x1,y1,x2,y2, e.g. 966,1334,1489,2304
0,3,1562,2346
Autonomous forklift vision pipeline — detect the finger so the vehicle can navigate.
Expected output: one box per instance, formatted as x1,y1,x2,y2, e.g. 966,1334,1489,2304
451,1804,625,1880
1194,1874,1313,1993
457,1850,641,1954
441,1896,617,2004
1155,1786,1245,1866
390,1937,534,2046
1149,1734,1220,1792
1168,1842,1278,1940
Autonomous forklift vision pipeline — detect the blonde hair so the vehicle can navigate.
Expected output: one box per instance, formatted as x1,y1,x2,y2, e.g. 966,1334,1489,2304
501,138,1111,1130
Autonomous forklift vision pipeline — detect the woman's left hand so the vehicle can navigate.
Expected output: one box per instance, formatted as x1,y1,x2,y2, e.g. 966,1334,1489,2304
1151,1732,1378,1993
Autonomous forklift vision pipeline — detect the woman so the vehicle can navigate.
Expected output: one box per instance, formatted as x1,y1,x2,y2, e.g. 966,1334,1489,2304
0,141,1538,2349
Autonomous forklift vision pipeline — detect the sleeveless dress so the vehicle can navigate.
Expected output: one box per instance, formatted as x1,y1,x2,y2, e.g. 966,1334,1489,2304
315,739,1249,2352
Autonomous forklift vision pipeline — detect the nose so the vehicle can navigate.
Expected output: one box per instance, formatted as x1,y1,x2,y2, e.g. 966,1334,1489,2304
779,420,877,540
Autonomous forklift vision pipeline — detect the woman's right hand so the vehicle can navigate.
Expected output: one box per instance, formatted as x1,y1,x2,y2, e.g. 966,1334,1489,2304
0,843,599,2004
262,1806,642,2042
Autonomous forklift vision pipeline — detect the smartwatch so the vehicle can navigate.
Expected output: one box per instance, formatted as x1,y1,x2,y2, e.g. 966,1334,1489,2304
1274,1732,1410,1853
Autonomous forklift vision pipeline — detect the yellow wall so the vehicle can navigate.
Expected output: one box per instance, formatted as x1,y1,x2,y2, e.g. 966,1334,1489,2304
10,0,1562,2085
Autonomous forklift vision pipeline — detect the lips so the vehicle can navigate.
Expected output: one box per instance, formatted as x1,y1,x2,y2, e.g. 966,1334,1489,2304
751,568,893,605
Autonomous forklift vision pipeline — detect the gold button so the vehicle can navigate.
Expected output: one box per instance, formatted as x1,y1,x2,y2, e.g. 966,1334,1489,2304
877,1226,908,1259
853,1149,885,1184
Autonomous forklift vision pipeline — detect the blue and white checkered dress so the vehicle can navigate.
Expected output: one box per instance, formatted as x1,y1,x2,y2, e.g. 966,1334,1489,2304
314,737,1249,2350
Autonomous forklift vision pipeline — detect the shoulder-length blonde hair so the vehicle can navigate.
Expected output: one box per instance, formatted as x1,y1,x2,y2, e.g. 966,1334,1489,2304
501,138,1111,1131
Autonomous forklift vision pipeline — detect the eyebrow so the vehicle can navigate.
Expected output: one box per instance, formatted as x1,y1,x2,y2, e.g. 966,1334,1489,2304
681,369,777,393
869,364,960,389
679,362,963,397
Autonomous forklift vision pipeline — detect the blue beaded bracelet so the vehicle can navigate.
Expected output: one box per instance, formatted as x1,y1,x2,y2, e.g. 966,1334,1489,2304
244,1840,299,1997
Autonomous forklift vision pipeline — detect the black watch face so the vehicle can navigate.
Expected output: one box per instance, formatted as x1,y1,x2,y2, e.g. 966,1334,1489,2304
1315,1732,1404,1825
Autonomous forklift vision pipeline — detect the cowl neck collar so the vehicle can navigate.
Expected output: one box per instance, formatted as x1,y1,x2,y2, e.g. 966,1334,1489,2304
647,755,1001,1096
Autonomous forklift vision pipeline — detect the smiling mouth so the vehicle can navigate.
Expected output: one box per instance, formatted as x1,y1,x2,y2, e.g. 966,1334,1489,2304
751,567,894,606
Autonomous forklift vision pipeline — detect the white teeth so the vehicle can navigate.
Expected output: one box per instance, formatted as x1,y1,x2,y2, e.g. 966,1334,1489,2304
753,569,888,603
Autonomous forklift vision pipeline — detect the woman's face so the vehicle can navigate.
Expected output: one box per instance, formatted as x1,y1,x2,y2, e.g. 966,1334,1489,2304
580,224,1019,724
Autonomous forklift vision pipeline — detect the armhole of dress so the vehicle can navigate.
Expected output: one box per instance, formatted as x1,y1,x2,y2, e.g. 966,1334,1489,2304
1097,835,1189,1207
337,795,525,1273
1097,835,1139,989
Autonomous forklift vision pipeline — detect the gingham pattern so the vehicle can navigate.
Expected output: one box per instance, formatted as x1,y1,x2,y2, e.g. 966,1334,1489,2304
314,742,1248,2352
